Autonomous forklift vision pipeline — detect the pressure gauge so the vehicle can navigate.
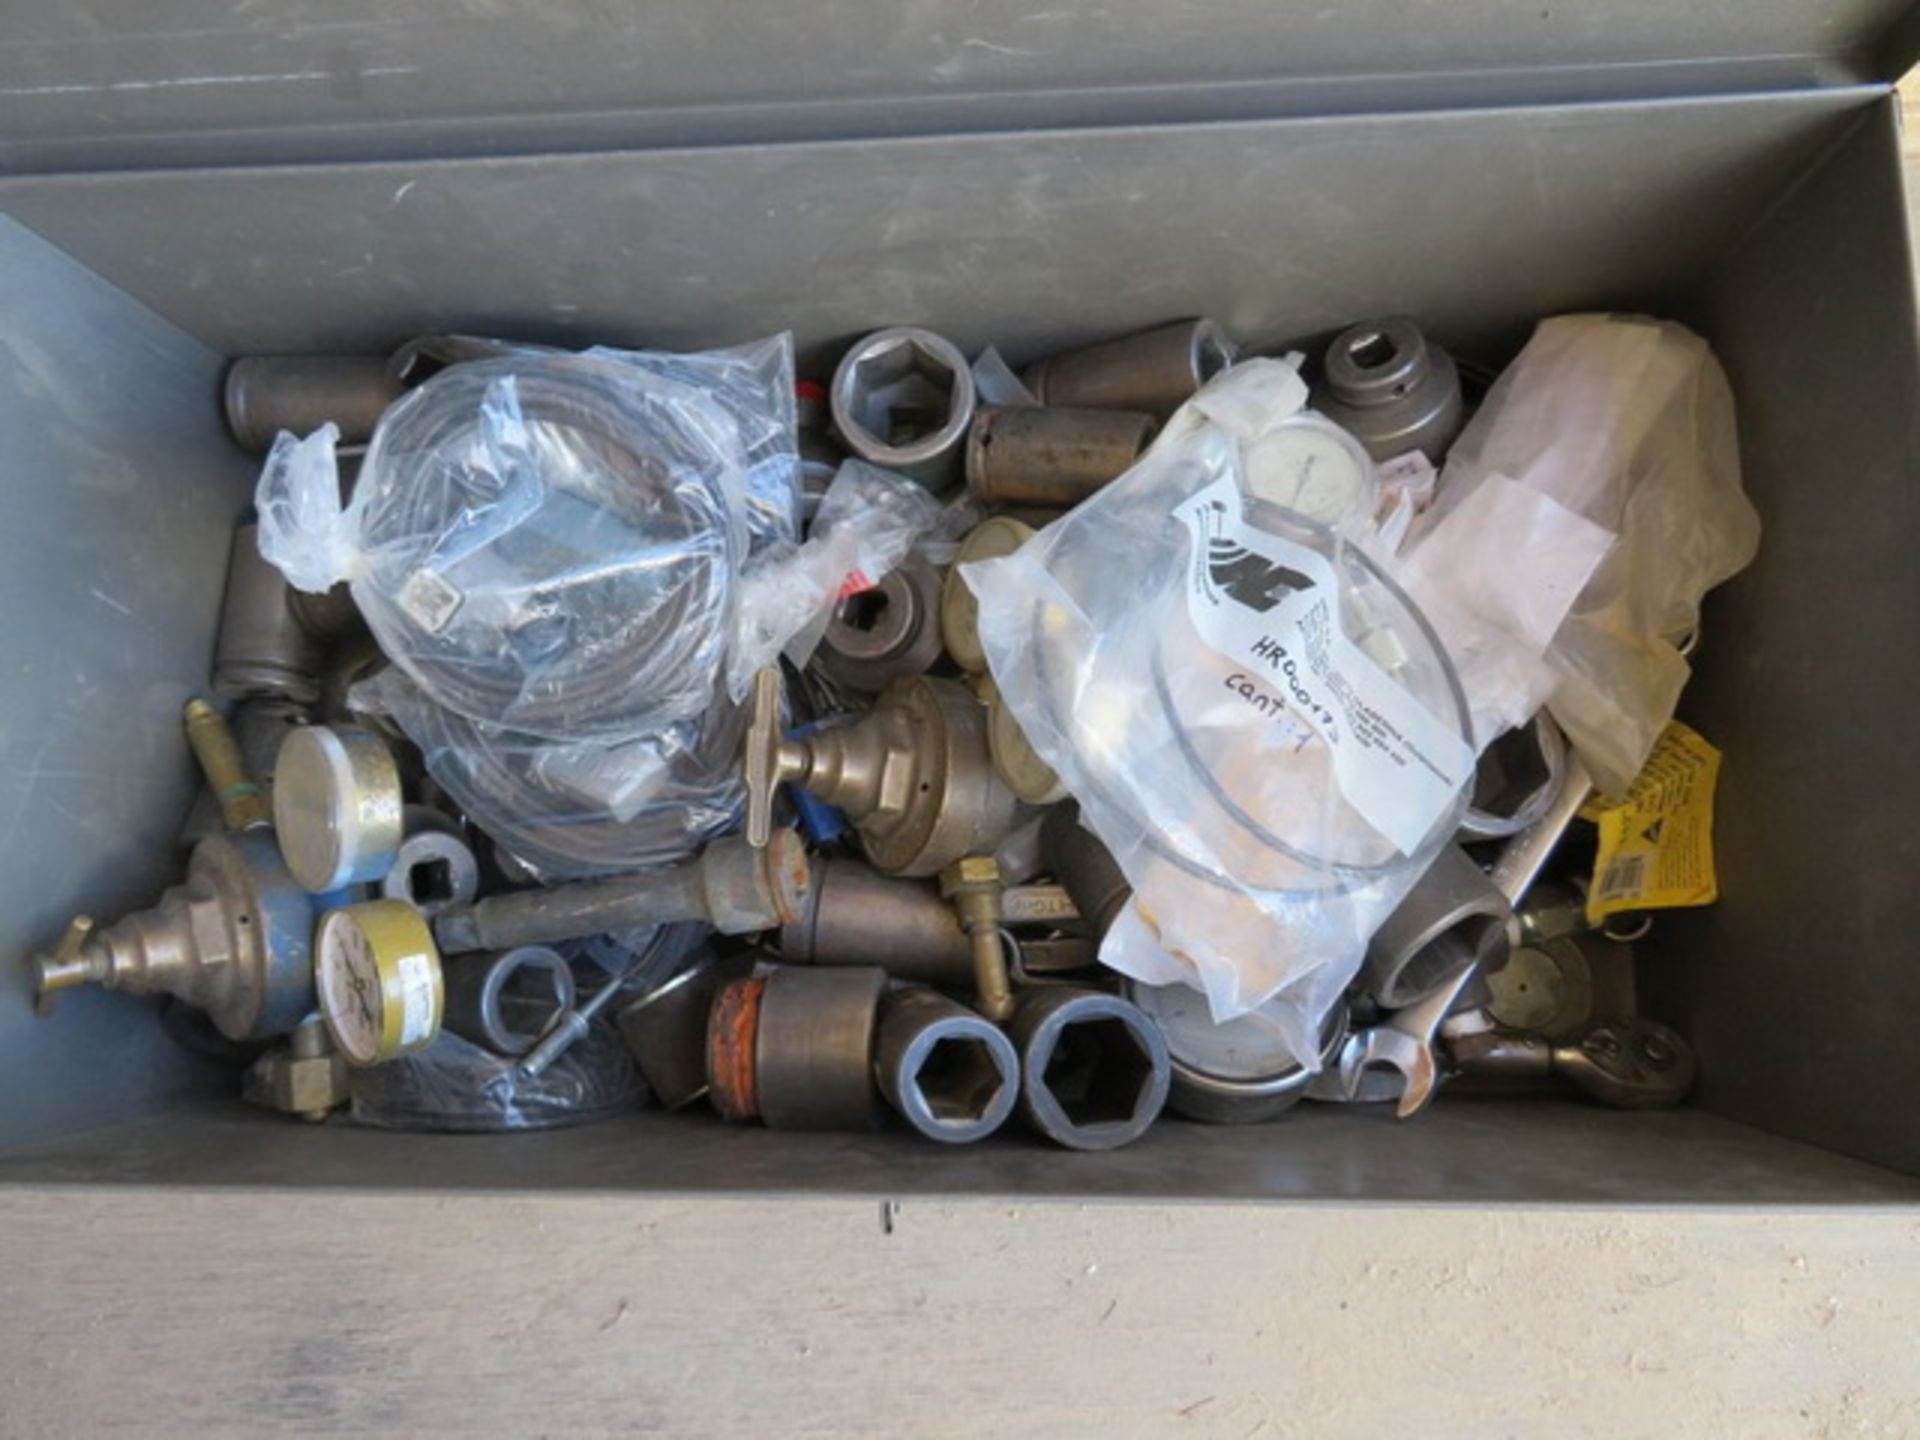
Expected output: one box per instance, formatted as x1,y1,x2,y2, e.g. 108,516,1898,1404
1126,978,1349,1124
316,899,444,1066
274,724,405,894
1243,411,1378,527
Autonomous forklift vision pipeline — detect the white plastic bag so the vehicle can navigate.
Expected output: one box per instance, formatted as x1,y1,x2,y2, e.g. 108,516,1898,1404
965,360,1476,1055
1415,315,1759,794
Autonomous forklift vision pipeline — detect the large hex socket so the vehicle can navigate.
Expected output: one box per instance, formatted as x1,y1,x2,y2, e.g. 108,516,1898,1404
1364,845,1514,1009
751,966,888,1131
829,328,976,490
433,831,811,953
1022,319,1235,418
965,405,1158,509
224,354,406,454
814,559,947,693
380,830,481,919
213,523,324,705
875,987,1020,1144
1010,987,1170,1151
781,858,974,985
1314,318,1464,464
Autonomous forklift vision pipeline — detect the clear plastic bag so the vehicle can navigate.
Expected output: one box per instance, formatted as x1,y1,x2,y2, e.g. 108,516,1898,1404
347,1010,647,1132
728,460,949,701
1416,315,1759,795
258,337,799,742
356,668,745,880
965,359,1476,1052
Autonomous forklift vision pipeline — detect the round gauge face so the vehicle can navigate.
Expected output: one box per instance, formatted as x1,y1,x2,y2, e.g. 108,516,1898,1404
1129,981,1304,1083
317,911,385,1065
1243,414,1377,526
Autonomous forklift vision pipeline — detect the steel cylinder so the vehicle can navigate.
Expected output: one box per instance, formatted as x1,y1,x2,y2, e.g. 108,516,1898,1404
1364,845,1514,1009
617,953,753,1110
780,857,974,985
1039,805,1132,941
875,987,1020,1144
964,405,1158,508
1009,987,1170,1151
753,965,888,1131
223,354,406,454
1022,319,1235,418
213,523,324,705
829,327,976,490
1314,318,1464,464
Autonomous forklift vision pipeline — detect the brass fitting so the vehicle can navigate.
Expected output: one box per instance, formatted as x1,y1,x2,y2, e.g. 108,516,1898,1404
242,1016,350,1122
184,698,271,831
745,668,1017,877
940,856,1014,1022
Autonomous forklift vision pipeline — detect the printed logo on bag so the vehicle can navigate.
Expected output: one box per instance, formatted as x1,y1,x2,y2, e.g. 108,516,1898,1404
1193,500,1319,614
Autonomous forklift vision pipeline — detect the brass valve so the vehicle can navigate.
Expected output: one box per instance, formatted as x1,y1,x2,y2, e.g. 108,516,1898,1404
184,698,271,831
745,668,1017,878
32,829,317,1040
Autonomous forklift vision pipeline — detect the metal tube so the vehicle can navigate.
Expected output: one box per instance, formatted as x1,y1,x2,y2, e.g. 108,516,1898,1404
223,355,405,454
1040,805,1132,940
874,987,1020,1144
432,832,810,953
964,405,1158,508
183,699,270,832
1022,319,1235,418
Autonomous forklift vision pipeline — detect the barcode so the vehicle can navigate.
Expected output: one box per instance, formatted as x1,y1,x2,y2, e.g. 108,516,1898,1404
1599,853,1649,900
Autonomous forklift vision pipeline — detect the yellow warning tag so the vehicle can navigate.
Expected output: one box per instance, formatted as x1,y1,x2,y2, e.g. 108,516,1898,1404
1580,721,1722,924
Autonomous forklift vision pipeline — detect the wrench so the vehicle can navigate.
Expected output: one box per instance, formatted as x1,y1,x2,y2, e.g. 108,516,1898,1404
1334,959,1481,1117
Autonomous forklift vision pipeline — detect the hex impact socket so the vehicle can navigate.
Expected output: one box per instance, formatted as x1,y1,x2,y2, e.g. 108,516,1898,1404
875,987,1020,1144
829,328,976,490
1022,318,1236,418
1010,987,1171,1151
432,831,812,954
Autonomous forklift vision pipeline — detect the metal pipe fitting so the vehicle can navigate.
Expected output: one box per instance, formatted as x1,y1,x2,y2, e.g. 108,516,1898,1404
746,669,1017,877
616,953,754,1110
442,945,577,1057
272,724,406,894
223,354,406,454
184,698,271,831
1459,711,1570,842
1314,318,1464,464
964,405,1158,508
432,830,811,954
242,1015,350,1123
1009,987,1171,1151
213,523,324,705
1022,319,1236,418
1039,805,1132,941
940,857,1014,1023
875,986,1021,1144
780,858,973,984
32,829,316,1039
380,830,481,919
940,517,1035,674
1363,845,1513,1009
814,559,946,693
706,966,888,1130
829,327,976,489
